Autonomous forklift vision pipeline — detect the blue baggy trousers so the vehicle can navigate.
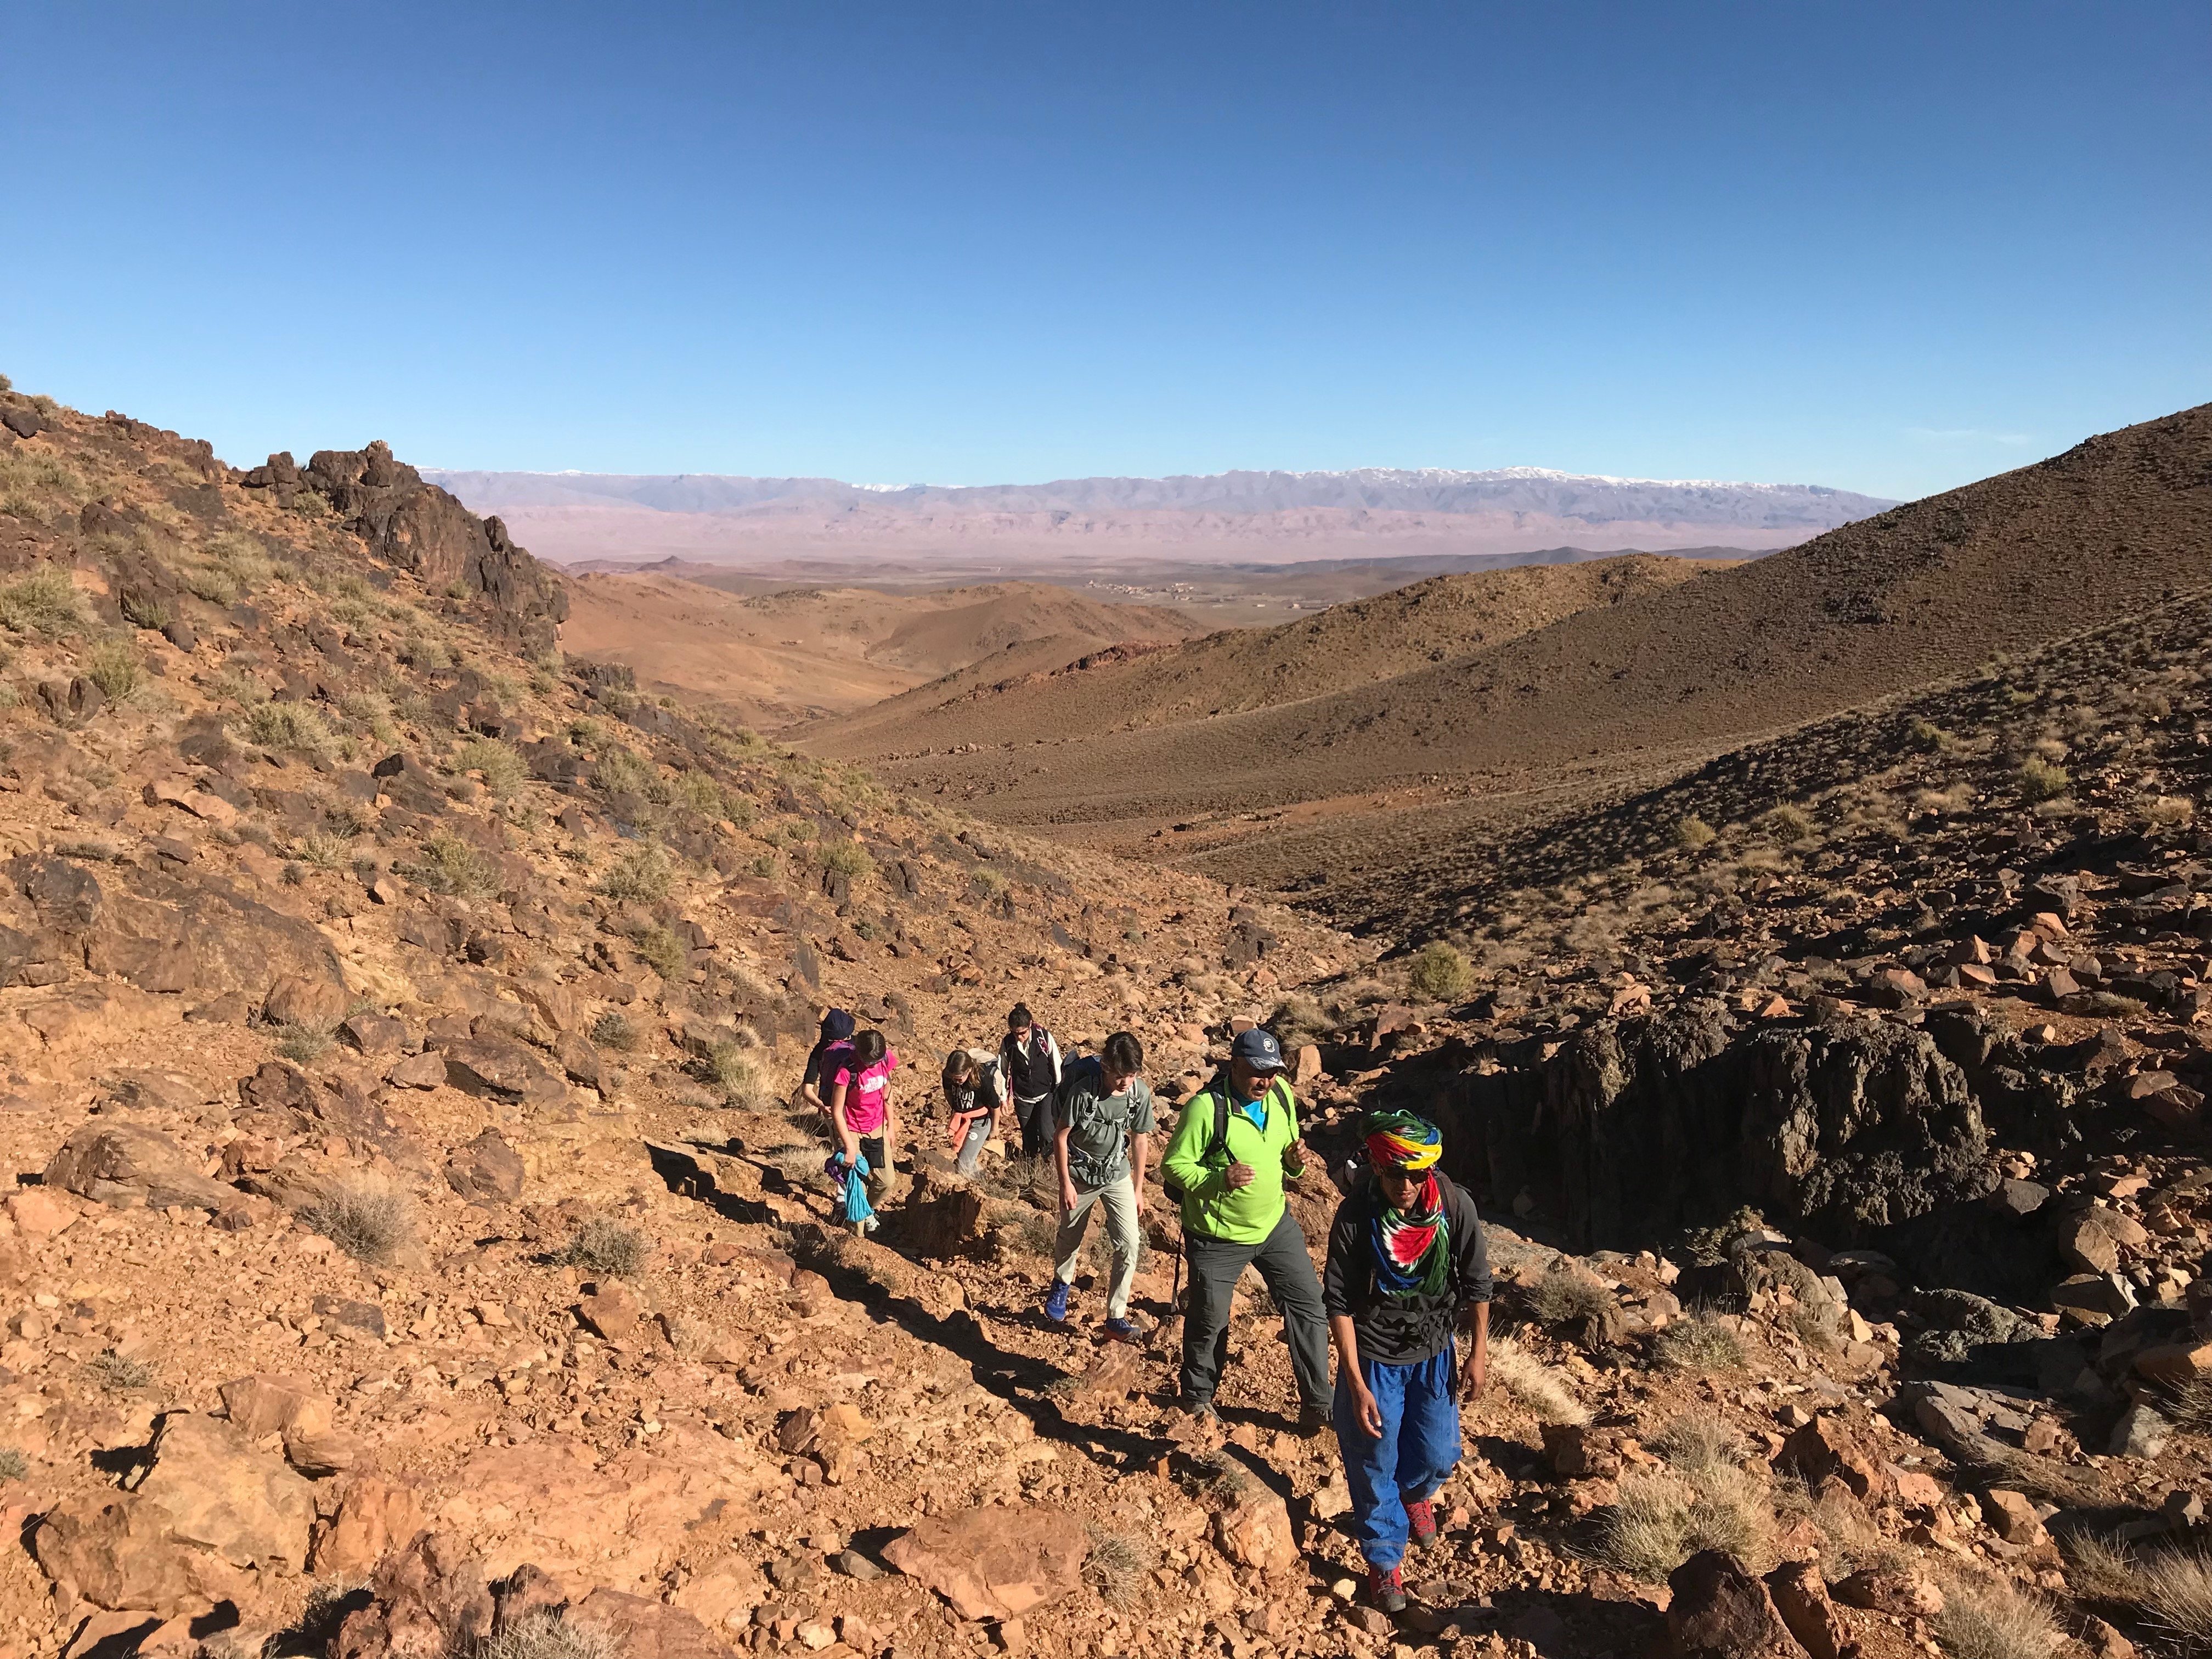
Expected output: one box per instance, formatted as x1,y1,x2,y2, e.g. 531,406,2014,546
1333,1342,1460,1570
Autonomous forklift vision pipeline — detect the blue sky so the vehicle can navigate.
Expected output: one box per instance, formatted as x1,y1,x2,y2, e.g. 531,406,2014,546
2,1,2204,500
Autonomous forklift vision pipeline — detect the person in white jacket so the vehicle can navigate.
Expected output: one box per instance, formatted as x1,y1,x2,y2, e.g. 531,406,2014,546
997,1003,1061,1160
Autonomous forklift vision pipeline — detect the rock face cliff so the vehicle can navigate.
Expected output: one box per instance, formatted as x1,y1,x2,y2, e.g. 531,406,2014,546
237,441,567,656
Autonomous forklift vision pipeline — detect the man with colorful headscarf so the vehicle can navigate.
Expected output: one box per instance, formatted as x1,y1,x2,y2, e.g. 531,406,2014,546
1322,1109,1492,1614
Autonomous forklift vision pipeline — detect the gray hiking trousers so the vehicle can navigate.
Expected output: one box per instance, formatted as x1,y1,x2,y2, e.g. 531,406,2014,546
1180,1207,1331,1412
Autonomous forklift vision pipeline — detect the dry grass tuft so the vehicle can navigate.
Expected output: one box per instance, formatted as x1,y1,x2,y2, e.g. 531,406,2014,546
1485,1336,1587,1425
475,1611,616,1659
560,1219,649,1277
598,842,673,902
698,1040,768,1109
1084,1525,1155,1610
1528,1265,1615,1328
1653,1311,1746,1372
303,1177,415,1266
1595,1414,1775,1583
1931,1572,2061,1659
84,1351,154,1392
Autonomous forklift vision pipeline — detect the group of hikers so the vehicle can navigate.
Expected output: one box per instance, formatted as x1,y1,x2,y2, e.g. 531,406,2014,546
792,1001,1492,1612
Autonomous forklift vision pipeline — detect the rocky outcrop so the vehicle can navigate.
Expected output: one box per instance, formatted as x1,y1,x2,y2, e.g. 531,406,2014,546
44,1122,234,1210
1455,1002,1989,1254
881,1504,1087,1621
239,441,567,656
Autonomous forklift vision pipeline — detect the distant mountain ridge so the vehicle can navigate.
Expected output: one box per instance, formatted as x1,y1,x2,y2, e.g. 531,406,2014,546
427,464,1892,532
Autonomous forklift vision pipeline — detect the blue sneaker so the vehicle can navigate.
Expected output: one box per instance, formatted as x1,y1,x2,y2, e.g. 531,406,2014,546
1043,1281,1071,1322
1102,1317,1138,1344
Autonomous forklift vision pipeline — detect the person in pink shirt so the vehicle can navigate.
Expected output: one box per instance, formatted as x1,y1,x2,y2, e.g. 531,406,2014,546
827,1029,899,1204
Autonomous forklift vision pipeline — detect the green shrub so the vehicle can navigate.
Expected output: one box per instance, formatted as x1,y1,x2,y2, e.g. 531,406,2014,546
2018,756,2069,802
82,638,140,701
1407,940,1474,1002
453,736,528,798
406,831,499,898
276,1023,334,1064
816,839,874,881
0,449,84,518
1758,803,1815,843
631,922,688,984
0,568,84,633
0,1448,25,1481
245,701,333,755
119,587,172,630
290,489,331,518
590,1009,638,1052
599,843,673,902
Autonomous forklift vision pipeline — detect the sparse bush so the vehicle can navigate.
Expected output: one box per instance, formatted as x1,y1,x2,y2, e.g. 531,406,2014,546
246,701,333,755
0,1447,25,1481
303,1177,415,1266
1653,1311,1746,1373
2139,1547,2212,1652
1084,1526,1155,1610
0,450,84,519
296,831,348,869
82,637,140,701
591,1010,638,1052
2145,795,2198,830
699,1040,766,1109
1909,718,1955,753
1674,815,1716,849
475,1610,614,1659
560,1219,648,1278
84,1351,154,1392
0,568,84,634
1932,1573,2061,1659
1407,940,1474,1002
631,922,689,984
1484,1336,1587,1425
1758,804,1815,843
276,1023,334,1064
599,842,673,902
1651,1412,1745,1476
1189,1450,1251,1499
749,853,778,880
406,831,500,899
1598,1435,1775,1584
816,839,874,882
290,489,331,518
1528,1265,1615,1329
2017,755,2069,803
2166,1376,2212,1434
119,587,172,630
399,633,451,671
453,736,527,798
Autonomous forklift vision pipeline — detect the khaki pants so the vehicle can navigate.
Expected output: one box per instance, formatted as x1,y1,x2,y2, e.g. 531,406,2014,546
1052,1175,1140,1319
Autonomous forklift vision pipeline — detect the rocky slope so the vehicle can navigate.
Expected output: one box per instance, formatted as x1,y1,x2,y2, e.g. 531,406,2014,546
0,379,2204,1659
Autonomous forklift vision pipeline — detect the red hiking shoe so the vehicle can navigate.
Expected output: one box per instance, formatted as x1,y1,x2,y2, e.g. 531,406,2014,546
1365,1562,1408,1613
1406,1496,1440,1549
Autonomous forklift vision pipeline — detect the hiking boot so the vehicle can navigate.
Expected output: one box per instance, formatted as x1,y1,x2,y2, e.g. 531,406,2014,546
1365,1564,1407,1613
1102,1316,1139,1344
1296,1402,1332,1437
1042,1281,1071,1322
1405,1497,1439,1549
1182,1398,1218,1423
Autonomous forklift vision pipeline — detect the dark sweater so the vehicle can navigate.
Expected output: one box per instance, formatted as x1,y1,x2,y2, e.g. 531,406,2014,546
1322,1172,1493,1366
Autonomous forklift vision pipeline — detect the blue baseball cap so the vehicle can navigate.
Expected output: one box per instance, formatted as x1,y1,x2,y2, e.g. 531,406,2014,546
1231,1028,1285,1072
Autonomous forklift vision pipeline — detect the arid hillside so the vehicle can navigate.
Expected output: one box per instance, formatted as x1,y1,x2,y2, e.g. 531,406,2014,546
806,405,2212,904
557,570,1198,729
0,378,2209,1659
808,554,1724,755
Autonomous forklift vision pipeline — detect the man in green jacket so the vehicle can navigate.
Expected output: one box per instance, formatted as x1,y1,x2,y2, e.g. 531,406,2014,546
1160,1028,1331,1430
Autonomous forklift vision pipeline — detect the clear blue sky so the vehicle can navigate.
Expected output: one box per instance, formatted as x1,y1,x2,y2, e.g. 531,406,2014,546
3,1,2204,500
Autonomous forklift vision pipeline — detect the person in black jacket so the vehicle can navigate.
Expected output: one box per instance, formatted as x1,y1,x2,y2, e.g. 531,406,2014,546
1323,1109,1491,1614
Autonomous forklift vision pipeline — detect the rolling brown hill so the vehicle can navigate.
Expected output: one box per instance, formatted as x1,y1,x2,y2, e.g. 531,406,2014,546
806,554,1724,754
804,403,2212,907
558,570,1199,729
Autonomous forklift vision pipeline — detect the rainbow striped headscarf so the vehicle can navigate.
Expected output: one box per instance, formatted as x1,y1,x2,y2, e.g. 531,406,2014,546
1365,1110,1442,1172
